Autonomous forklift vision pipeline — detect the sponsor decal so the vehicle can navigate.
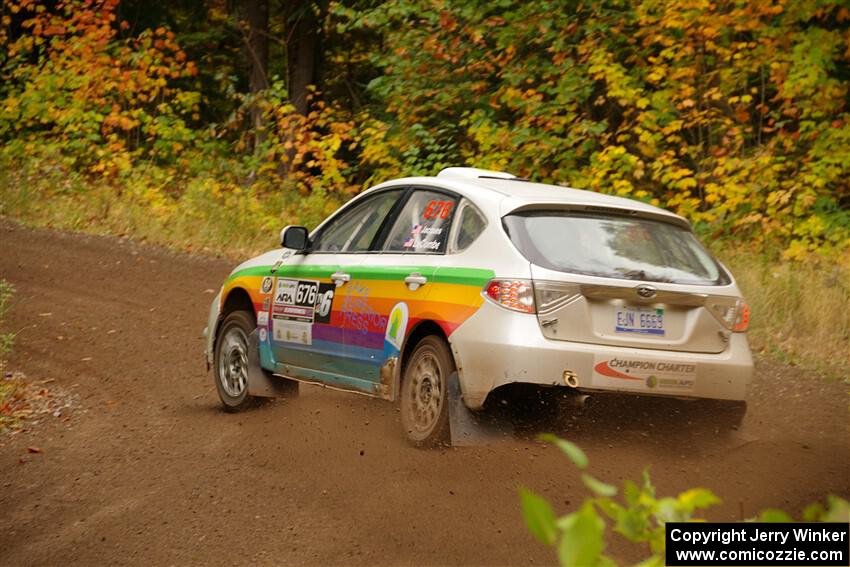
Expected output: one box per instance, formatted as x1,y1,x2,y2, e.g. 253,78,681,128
273,278,319,323
270,279,335,345
341,282,387,335
273,320,312,345
592,357,696,391
314,283,335,324
258,327,268,342
260,276,274,294
403,224,446,251
273,304,314,320
384,302,409,351
262,297,270,310
257,311,269,326
274,279,299,307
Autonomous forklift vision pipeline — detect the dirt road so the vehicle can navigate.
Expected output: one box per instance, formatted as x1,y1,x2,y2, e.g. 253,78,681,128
1,220,847,567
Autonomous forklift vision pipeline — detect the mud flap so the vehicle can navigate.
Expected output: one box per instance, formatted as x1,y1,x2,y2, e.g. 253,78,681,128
246,330,296,398
448,371,513,446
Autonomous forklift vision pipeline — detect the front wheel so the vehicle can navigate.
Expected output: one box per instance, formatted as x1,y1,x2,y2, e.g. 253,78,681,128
400,336,453,446
214,310,256,412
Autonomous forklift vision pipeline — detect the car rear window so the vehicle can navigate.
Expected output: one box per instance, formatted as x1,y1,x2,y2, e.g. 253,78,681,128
503,210,729,285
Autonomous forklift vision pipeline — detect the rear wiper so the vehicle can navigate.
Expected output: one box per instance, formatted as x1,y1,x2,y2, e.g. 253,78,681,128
620,269,674,283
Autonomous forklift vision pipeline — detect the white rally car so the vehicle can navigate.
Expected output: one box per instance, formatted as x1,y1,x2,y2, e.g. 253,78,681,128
204,168,753,445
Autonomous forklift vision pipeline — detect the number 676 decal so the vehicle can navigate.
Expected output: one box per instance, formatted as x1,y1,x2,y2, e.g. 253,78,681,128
423,200,454,220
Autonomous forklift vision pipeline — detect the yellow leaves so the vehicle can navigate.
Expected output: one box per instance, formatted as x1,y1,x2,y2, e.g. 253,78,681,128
767,189,792,207
782,239,812,261
612,178,633,195
677,177,697,190
661,120,683,135
646,69,665,84
503,86,524,103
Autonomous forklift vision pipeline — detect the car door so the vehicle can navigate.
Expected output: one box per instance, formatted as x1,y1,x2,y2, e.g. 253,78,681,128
268,188,405,395
341,187,461,396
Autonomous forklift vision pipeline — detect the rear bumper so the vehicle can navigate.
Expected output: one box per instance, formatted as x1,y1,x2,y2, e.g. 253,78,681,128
449,300,753,409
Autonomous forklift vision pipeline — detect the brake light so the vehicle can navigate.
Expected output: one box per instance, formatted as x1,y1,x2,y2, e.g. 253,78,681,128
734,300,750,332
484,279,535,313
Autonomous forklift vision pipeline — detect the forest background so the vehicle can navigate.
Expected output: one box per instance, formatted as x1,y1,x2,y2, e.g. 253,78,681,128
0,0,848,374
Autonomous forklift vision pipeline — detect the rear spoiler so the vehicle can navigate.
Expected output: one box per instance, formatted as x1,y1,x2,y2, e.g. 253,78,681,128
502,202,693,231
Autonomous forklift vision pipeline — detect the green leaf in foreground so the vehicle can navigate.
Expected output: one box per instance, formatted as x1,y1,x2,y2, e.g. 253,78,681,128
520,487,558,546
557,502,606,567
538,434,588,469
759,508,794,522
582,473,618,497
677,488,720,514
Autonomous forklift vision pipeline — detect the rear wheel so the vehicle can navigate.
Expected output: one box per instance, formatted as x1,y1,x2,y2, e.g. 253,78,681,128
401,336,453,446
214,310,256,412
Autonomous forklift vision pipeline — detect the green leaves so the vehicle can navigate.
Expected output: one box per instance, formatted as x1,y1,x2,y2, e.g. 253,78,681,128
538,433,588,469
521,436,730,566
557,503,607,567
519,487,558,546
677,488,721,515
581,473,618,497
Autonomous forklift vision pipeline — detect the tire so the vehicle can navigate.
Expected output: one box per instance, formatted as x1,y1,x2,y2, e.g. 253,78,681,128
400,336,453,447
213,310,257,412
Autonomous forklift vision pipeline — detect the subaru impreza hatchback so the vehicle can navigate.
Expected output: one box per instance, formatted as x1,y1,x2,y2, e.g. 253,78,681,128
204,167,753,445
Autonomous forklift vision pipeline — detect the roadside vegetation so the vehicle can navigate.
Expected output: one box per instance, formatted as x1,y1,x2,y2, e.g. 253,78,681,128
0,279,14,361
0,278,28,432
0,0,848,375
0,279,74,434
521,435,850,566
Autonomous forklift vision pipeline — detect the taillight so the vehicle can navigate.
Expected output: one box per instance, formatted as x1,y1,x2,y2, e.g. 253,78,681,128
706,297,750,332
484,279,535,313
733,300,750,332
533,281,582,314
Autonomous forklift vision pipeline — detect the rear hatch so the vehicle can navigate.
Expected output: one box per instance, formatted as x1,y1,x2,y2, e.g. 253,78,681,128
503,208,741,354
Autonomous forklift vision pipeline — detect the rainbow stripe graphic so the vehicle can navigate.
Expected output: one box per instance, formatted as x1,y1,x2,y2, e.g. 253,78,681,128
222,264,494,395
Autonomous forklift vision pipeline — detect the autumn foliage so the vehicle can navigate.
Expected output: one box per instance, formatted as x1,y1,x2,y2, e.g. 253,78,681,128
345,0,850,259
1,0,848,260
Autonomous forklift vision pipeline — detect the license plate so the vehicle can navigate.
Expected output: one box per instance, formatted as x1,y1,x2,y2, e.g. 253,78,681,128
615,306,665,335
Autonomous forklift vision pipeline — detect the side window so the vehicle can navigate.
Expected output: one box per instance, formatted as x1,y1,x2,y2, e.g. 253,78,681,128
311,189,402,253
454,201,487,251
383,190,458,253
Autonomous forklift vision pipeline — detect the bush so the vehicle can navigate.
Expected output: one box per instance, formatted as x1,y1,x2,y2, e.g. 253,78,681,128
521,435,850,566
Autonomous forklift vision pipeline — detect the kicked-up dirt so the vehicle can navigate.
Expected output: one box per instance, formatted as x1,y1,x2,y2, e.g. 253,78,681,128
0,219,847,566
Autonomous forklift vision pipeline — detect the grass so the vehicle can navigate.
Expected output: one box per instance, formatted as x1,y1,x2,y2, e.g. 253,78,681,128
722,252,850,378
1,156,848,378
0,155,343,259
0,279,14,360
0,278,21,432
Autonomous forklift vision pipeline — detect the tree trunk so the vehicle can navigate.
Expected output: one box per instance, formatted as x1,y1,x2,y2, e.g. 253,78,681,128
287,1,319,117
241,0,269,148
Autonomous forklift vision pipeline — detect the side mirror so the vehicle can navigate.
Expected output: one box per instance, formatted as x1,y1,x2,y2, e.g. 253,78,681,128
280,225,309,250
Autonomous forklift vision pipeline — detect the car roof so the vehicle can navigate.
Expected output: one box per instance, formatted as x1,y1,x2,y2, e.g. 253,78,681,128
370,168,690,229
